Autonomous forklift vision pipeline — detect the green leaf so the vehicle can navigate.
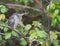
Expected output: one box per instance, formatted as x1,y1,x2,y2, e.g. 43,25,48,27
0,35,2,40
29,30,37,41
50,31,57,42
37,38,44,44
37,31,48,38
20,38,27,46
50,2,55,10
54,9,59,14
11,31,19,38
0,6,8,13
53,40,59,46
57,16,60,22
51,19,57,27
4,27,8,32
5,32,11,39
46,5,50,11
25,24,32,31
0,5,4,7
24,0,29,5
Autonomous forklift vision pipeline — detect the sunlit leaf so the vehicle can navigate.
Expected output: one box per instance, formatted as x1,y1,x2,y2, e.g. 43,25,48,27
57,16,60,22
0,14,5,21
50,31,57,42
0,5,8,13
25,24,32,31
37,31,48,38
50,2,56,10
5,32,11,39
4,27,8,32
51,19,57,27
29,30,37,41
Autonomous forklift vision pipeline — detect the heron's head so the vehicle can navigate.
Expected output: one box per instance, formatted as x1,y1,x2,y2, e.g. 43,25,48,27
17,10,29,16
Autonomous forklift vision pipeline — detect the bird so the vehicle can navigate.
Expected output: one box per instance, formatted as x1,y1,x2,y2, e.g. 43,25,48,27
8,11,28,29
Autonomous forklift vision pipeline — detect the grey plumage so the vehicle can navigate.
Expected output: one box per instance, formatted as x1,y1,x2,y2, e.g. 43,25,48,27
8,12,28,29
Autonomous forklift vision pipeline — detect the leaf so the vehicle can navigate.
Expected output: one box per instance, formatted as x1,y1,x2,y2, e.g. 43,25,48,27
37,31,48,38
0,35,2,40
0,6,8,13
29,30,37,41
25,24,32,31
4,27,8,33
5,32,11,39
51,19,57,27
54,9,59,14
53,40,59,46
46,5,50,11
24,0,29,5
20,38,27,46
57,16,60,22
0,14,5,21
50,2,56,10
11,31,19,38
37,38,44,44
50,31,57,42
0,5,3,7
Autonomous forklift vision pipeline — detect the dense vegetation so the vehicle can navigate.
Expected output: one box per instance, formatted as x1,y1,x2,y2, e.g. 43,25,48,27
0,0,60,46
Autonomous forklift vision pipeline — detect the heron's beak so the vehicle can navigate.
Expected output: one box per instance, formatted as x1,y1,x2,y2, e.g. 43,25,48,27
21,12,29,16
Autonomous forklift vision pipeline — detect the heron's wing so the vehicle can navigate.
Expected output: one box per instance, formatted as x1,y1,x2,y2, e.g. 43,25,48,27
8,15,15,28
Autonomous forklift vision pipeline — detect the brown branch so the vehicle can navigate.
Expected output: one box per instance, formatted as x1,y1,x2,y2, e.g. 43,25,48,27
34,0,43,8
34,0,45,12
5,3,40,12
0,33,4,35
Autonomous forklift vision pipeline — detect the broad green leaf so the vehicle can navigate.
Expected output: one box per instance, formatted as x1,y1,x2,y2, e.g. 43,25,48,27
50,31,57,42
4,27,8,32
5,32,11,39
54,9,59,14
53,40,59,46
29,30,37,41
57,16,60,22
25,24,32,31
51,19,57,27
50,2,55,10
12,31,19,38
29,30,36,35
37,31,48,38
0,35,2,40
46,5,50,11
0,6,8,13
37,38,44,44
20,38,27,46
0,5,3,7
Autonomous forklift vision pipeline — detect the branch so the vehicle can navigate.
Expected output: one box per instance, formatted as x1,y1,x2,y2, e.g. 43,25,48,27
5,3,40,12
0,33,4,35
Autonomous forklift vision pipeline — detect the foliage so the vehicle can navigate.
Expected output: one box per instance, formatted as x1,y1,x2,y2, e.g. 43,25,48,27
0,0,60,46
0,5,8,13
46,1,60,27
